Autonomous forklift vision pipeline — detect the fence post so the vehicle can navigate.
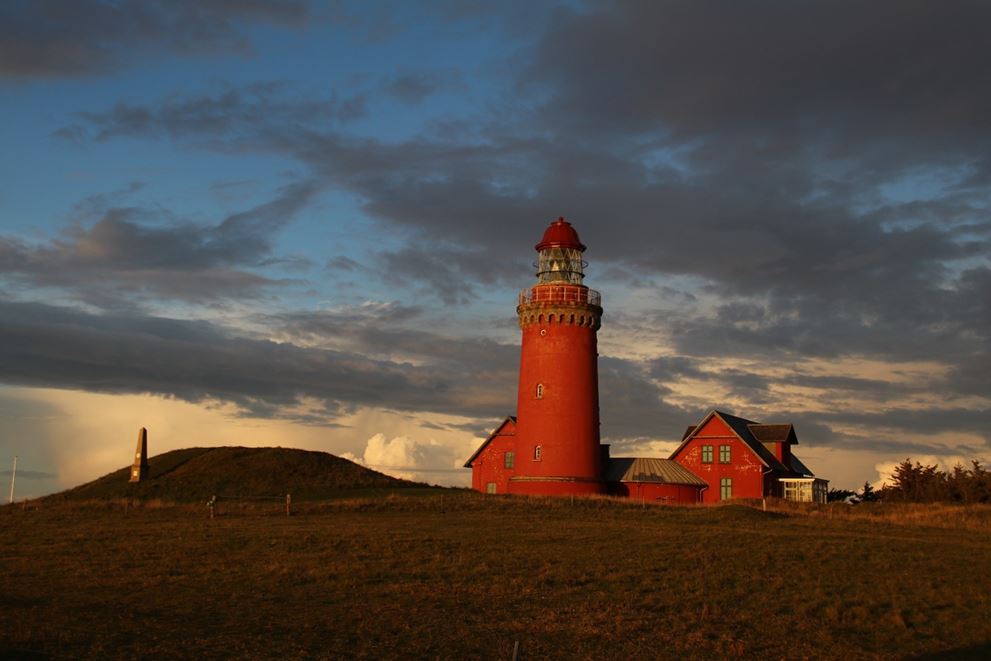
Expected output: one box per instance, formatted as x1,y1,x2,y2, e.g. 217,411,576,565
286,493,291,517
209,494,216,519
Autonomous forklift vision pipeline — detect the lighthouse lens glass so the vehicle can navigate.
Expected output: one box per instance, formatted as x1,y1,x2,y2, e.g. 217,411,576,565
537,247,584,284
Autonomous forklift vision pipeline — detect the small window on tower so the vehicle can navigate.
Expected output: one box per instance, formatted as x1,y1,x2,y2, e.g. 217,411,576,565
534,445,542,461
536,383,544,399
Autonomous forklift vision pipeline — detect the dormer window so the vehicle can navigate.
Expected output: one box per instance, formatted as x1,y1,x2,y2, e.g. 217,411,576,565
536,383,544,399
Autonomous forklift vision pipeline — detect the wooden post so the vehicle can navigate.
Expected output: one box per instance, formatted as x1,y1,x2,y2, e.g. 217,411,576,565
286,493,291,517
762,497,767,512
512,640,520,661
209,494,216,519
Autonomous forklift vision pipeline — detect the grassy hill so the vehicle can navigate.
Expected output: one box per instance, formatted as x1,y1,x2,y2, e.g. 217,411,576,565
49,446,437,502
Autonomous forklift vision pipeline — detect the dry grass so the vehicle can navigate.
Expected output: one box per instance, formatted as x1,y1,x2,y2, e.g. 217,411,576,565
759,498,991,532
2,493,990,659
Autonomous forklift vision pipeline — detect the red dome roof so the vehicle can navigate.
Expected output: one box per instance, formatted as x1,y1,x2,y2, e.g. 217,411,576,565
535,217,586,252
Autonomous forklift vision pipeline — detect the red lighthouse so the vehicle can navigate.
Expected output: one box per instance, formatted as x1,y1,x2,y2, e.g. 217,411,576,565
508,218,604,495
465,218,826,502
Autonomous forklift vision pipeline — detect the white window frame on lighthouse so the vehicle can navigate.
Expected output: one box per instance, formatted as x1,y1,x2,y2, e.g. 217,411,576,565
535,383,544,399
533,445,542,461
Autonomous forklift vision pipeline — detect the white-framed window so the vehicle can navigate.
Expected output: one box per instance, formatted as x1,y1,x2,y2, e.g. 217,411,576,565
534,445,542,461
720,477,732,500
536,383,544,399
486,482,497,494
504,451,515,469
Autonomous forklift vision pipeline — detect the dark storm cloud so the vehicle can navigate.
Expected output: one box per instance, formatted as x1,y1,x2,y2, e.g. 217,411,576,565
814,407,991,444
0,0,307,79
525,0,991,148
63,83,367,142
0,300,519,422
0,181,316,305
597,356,698,440
31,1,991,456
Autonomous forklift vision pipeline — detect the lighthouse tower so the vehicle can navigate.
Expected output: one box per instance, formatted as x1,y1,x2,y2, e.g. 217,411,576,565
509,218,604,495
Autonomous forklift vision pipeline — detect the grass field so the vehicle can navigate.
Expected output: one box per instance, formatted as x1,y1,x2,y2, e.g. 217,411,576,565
2,494,990,659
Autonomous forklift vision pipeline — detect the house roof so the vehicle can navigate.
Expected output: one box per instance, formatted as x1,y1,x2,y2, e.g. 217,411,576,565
669,410,807,476
681,425,696,441
748,423,798,445
462,416,516,468
604,457,708,487
786,453,815,477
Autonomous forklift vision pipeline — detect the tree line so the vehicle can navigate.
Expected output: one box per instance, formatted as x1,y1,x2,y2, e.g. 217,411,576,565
828,459,991,504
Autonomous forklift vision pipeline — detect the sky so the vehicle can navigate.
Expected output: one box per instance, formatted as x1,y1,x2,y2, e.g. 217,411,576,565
1,0,989,498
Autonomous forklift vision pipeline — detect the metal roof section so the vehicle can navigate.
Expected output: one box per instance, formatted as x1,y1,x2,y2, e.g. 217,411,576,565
604,457,708,486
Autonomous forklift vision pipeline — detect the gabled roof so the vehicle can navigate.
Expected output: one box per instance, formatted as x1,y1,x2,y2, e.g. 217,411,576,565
749,423,798,445
462,416,516,468
604,458,707,487
668,410,798,475
786,453,815,477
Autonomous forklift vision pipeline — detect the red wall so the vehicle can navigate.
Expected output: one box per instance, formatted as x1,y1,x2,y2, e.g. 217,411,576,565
610,482,702,504
469,425,517,495
672,416,766,503
765,441,791,466
514,306,603,492
507,478,603,496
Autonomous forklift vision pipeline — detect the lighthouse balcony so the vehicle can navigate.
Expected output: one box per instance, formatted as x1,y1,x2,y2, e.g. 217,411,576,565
518,285,601,307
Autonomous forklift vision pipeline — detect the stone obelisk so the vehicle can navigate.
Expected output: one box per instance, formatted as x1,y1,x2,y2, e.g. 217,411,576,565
129,428,149,482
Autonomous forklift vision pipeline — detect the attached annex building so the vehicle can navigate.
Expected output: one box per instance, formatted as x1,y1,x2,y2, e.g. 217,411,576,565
464,218,828,504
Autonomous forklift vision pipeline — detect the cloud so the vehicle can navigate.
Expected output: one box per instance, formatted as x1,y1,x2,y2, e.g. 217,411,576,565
65,83,367,143
9,0,991,478
0,0,308,80
382,70,462,105
349,432,472,484
524,0,991,150
0,299,518,422
0,181,317,305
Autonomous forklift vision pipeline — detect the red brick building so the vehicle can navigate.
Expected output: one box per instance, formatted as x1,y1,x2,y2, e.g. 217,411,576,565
463,218,827,504
669,410,828,504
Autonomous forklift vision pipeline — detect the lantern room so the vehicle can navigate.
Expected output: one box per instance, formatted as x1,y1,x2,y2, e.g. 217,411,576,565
534,217,587,285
